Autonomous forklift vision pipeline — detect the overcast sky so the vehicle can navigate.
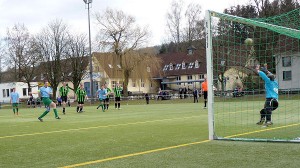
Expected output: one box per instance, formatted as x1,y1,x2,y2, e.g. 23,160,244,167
0,0,251,46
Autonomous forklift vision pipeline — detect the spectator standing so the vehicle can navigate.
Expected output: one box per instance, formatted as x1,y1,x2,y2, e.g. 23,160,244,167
193,88,199,103
145,93,150,104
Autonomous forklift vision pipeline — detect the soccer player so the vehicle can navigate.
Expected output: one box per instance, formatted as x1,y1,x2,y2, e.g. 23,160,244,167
201,77,208,109
114,82,123,109
96,84,107,112
104,83,112,110
59,82,69,114
10,88,20,115
255,64,279,126
38,81,61,122
75,83,88,113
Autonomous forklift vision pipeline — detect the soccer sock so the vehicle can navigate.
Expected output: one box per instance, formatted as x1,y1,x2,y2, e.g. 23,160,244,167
266,110,272,121
106,104,109,109
76,106,79,112
39,110,49,119
13,108,15,113
204,100,207,107
260,109,266,121
80,107,83,111
115,103,117,108
16,108,18,112
118,103,120,108
97,104,102,109
63,107,65,112
53,109,59,118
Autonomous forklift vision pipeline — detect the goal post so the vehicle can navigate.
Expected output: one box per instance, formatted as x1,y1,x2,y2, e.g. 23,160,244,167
205,9,300,142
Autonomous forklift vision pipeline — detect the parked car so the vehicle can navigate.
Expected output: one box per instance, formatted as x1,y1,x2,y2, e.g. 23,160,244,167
156,90,172,100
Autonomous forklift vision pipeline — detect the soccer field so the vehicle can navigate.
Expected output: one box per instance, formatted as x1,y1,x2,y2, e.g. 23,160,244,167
1,102,300,168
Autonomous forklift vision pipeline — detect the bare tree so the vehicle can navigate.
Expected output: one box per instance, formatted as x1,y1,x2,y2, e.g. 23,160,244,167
4,24,40,90
166,0,184,52
0,37,4,82
95,8,150,96
184,3,202,44
122,48,162,93
5,24,30,81
35,19,69,99
64,33,89,92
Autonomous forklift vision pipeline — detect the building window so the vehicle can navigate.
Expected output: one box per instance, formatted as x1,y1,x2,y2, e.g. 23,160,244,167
117,64,121,69
188,62,194,69
6,89,10,97
132,80,136,87
195,60,199,68
283,71,292,81
108,64,113,68
169,63,173,70
176,76,181,85
282,56,291,67
112,81,117,88
163,65,169,71
175,64,181,70
23,88,27,96
2,89,6,97
187,75,193,84
182,62,186,69
141,79,145,87
94,66,100,71
199,74,204,79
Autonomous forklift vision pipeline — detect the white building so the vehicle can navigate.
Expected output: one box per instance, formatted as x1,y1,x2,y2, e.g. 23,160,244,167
275,52,300,90
0,82,39,103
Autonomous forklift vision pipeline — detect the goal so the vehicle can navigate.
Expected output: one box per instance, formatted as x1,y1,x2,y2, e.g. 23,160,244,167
205,9,300,142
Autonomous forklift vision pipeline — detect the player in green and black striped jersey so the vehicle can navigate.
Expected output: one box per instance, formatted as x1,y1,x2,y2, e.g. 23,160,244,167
114,82,123,109
59,82,70,114
75,83,88,113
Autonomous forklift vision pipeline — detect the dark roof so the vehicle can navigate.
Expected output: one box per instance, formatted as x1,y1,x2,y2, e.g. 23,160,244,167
158,48,207,77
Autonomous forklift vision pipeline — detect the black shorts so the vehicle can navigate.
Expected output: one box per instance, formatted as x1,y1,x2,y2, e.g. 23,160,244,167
61,96,68,102
105,97,110,102
203,91,208,99
265,98,278,111
115,97,121,101
78,101,84,104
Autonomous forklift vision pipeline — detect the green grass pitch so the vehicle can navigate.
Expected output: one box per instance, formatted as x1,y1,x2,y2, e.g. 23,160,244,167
1,101,300,168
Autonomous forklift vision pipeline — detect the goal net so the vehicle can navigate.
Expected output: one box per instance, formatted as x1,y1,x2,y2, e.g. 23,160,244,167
205,9,300,142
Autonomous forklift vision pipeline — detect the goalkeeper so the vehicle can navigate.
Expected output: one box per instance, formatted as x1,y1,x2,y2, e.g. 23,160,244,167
255,64,279,126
